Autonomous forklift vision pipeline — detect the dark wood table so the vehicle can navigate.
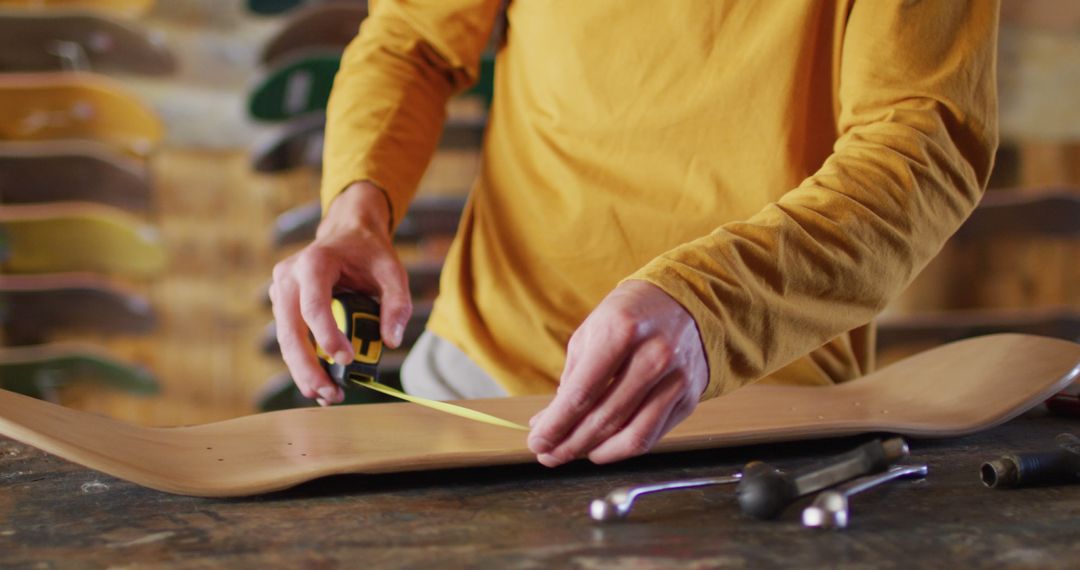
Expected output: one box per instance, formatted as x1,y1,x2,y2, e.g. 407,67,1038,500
2,412,1077,568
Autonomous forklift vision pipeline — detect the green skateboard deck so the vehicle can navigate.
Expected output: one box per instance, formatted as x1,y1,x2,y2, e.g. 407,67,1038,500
248,52,339,122
0,13,176,75
260,2,367,67
0,343,158,400
0,202,166,276
0,140,152,210
247,0,306,16
0,273,156,343
0,72,163,157
248,49,493,122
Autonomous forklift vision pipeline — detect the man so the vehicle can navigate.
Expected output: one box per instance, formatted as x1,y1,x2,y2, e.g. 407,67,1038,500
270,1,998,468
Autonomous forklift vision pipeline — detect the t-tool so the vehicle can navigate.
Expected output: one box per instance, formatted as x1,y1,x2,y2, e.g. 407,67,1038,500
589,437,908,522
735,437,909,520
801,463,928,529
590,473,744,522
980,432,1080,489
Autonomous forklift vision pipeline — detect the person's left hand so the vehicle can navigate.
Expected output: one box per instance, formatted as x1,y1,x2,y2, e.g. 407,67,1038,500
527,280,709,467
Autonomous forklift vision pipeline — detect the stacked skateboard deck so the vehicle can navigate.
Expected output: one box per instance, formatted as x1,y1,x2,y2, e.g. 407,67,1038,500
0,1,171,400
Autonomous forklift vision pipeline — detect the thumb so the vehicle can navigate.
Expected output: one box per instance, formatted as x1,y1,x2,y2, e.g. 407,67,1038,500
371,256,412,349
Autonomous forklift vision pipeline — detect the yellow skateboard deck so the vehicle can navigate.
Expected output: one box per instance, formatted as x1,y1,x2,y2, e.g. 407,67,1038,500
0,202,166,276
0,0,154,17
0,334,1076,497
0,72,163,157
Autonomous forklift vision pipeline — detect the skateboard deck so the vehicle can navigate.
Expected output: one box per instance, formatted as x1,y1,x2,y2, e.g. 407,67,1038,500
0,273,156,342
0,0,153,17
1,334,1076,497
0,202,166,276
0,13,176,75
0,72,163,157
248,52,339,121
272,196,465,247
252,112,485,172
0,140,152,210
0,342,158,399
247,0,354,17
260,2,367,67
250,110,324,173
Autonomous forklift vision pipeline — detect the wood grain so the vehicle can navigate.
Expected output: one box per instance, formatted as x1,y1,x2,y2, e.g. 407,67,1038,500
0,334,1076,497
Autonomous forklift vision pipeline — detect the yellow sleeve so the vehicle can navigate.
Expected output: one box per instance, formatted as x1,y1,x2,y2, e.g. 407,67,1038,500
627,0,999,400
320,0,501,229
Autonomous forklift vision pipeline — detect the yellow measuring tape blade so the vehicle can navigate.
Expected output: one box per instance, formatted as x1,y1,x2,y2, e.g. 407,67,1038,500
351,379,529,432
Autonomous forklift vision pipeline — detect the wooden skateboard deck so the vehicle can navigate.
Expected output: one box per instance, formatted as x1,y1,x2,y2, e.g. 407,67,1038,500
0,273,156,342
0,72,163,157
0,202,166,276
0,342,158,399
0,140,152,210
260,2,367,67
248,52,339,121
0,0,153,17
1,334,1076,497
0,13,176,75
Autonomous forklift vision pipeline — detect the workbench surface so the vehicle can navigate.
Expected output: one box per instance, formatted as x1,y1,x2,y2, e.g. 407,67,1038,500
2,412,1077,568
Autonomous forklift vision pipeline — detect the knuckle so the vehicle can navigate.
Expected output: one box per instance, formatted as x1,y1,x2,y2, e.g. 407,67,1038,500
298,293,326,316
588,409,617,433
560,387,592,414
271,261,291,283
622,431,653,457
645,341,675,376
605,310,638,344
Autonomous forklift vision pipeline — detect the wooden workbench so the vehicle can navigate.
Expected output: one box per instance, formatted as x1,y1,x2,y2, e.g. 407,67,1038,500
1,412,1077,568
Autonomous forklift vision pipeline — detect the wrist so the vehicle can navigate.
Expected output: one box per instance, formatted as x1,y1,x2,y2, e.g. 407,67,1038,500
318,181,393,238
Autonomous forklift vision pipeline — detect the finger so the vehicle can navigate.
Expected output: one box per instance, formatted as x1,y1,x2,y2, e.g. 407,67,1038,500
656,393,697,441
296,252,352,366
537,337,675,466
271,279,342,403
579,372,687,465
528,318,637,456
369,255,412,348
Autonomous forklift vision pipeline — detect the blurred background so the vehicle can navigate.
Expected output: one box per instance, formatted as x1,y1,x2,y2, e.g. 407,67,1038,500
0,0,1075,426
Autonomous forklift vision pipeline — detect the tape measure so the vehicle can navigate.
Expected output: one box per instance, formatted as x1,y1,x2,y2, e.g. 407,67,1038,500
313,290,529,431
315,291,382,389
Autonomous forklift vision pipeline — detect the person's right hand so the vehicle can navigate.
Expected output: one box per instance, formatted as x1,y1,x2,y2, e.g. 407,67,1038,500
270,181,412,407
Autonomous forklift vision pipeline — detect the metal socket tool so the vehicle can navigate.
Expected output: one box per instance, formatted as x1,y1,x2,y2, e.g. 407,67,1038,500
802,463,928,529
981,433,1080,489
736,437,909,520
590,473,743,522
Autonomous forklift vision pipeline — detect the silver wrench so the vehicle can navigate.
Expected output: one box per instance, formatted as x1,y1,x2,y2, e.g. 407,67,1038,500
801,463,928,529
589,473,743,522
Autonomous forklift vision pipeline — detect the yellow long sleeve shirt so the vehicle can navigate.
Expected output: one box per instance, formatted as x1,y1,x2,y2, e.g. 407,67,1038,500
322,0,998,399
